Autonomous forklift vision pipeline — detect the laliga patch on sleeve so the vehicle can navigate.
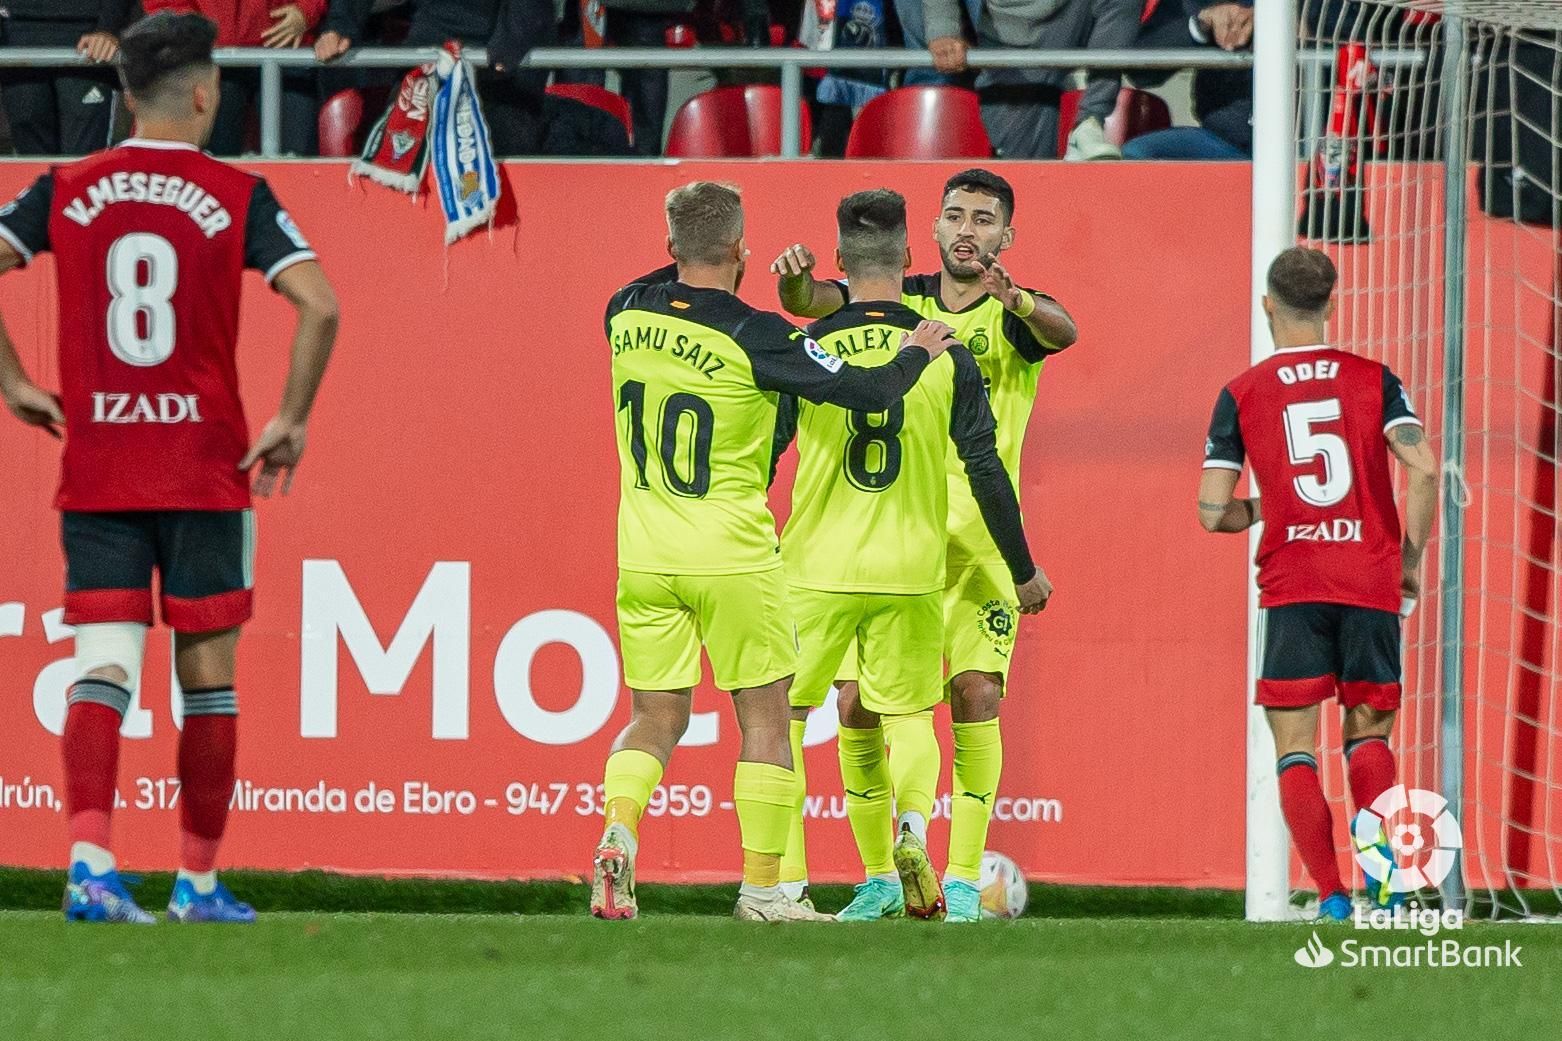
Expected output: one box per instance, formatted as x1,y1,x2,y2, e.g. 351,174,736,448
804,338,843,373
277,210,310,250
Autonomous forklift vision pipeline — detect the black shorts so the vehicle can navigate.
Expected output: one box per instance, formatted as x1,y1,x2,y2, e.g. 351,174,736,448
62,510,255,632
1257,602,1401,711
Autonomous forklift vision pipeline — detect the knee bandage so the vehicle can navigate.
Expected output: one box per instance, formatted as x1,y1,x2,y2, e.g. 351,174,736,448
74,622,148,697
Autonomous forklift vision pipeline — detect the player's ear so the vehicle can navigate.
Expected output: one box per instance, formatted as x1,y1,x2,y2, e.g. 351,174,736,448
1000,225,1015,251
1261,295,1275,321
665,236,677,263
902,246,912,272
834,247,845,272
1325,297,1338,321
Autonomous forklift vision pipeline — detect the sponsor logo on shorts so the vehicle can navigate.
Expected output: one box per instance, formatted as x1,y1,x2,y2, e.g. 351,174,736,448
92,392,202,424
976,599,1016,652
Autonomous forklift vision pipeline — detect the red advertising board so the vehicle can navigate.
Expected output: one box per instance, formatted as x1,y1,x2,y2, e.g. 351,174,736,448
0,159,1291,886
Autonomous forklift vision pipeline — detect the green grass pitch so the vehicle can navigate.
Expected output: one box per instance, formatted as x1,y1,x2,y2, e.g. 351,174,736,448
1,904,1557,1040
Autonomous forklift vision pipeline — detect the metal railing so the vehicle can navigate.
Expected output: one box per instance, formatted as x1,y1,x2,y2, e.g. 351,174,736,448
0,45,1418,158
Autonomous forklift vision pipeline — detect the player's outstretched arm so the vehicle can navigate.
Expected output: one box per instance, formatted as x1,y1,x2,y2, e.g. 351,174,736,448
947,348,1047,612
1196,468,1260,533
744,315,952,413
976,257,1077,352
815,320,956,412
1388,422,1438,600
0,244,63,438
241,260,339,497
770,244,846,319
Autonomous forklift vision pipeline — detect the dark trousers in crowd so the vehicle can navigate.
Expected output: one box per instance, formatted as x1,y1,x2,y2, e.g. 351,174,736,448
0,17,116,156
208,68,322,157
560,9,677,156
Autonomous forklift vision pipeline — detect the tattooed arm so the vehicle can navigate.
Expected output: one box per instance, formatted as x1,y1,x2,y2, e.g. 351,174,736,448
1387,421,1439,596
1197,467,1261,533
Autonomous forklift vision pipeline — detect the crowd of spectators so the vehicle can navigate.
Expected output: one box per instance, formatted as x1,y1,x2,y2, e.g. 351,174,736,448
0,0,1258,159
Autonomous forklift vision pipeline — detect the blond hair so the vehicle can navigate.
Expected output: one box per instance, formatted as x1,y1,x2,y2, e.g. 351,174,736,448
665,181,744,266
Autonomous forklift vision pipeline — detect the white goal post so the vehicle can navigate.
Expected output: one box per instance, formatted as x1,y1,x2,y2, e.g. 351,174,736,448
1248,0,1562,921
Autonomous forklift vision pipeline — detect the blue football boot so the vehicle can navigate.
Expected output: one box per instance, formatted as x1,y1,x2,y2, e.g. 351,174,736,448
166,877,257,924
62,862,156,924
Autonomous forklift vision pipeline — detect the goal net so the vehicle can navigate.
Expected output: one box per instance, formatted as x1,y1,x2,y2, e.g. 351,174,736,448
1294,0,1560,918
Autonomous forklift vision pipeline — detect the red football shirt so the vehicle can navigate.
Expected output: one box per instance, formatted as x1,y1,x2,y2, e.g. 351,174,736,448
1203,345,1421,612
0,139,316,511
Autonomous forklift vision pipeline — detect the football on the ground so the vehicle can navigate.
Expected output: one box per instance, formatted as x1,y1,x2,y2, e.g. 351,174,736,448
979,850,1028,920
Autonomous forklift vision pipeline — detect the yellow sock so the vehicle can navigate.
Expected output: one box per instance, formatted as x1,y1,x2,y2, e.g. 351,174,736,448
837,725,894,876
779,719,809,885
947,719,1003,881
883,710,939,825
602,748,663,841
734,761,796,886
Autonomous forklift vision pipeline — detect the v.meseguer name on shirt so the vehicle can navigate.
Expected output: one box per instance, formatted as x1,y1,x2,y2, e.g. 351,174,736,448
62,171,232,239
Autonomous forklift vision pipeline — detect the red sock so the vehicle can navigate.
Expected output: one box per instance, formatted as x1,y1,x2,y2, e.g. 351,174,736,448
1345,737,1396,816
178,693,238,873
62,684,129,850
1277,752,1346,899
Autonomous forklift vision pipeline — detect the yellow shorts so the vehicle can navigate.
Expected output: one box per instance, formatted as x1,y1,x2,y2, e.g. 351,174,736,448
617,568,798,692
789,585,944,716
944,558,1019,686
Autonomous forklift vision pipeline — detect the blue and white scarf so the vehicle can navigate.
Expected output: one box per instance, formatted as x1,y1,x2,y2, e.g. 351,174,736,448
429,46,501,244
354,42,500,244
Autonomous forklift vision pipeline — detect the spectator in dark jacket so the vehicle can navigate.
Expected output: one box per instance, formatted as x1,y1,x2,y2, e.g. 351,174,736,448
145,1,329,155
575,0,769,156
922,0,1145,159
315,0,555,156
0,1,136,155
1124,0,1252,159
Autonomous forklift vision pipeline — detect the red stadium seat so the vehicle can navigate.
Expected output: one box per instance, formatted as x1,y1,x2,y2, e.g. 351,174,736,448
1057,87,1174,154
546,83,635,147
318,89,366,158
844,87,992,159
665,88,754,157
665,86,814,158
739,85,813,157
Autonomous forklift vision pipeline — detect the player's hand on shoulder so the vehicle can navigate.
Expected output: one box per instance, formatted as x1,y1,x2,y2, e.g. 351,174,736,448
240,415,309,497
770,244,817,281
2,379,64,438
1016,568,1052,614
903,319,959,360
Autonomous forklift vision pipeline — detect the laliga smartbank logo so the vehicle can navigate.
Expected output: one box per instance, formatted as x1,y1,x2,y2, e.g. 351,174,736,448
1291,787,1523,970
1351,785,1461,893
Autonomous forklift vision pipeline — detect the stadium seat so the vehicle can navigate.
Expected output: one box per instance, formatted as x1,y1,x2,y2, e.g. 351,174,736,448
546,83,635,147
844,87,992,159
739,85,813,157
318,89,366,158
1057,88,1173,154
665,88,754,157
665,86,813,158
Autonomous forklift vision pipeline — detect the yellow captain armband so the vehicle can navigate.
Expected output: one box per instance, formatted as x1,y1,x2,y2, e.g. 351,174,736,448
1011,290,1036,319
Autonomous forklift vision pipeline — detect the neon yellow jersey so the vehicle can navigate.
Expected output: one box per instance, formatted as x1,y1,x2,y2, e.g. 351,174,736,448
776,300,1035,594
898,273,1060,566
607,267,935,575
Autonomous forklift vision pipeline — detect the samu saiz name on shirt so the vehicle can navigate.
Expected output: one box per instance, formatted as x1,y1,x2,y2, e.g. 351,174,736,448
611,324,727,381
